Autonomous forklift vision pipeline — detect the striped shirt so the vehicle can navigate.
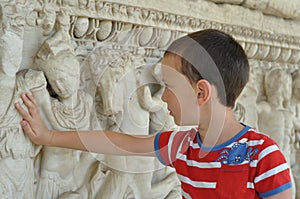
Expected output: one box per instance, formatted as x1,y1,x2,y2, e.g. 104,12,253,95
154,125,292,198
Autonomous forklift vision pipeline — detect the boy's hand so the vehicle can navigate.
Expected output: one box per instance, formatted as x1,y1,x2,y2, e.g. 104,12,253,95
15,93,54,146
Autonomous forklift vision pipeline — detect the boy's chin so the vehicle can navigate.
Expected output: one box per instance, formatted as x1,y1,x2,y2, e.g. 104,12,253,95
174,119,190,127
173,115,199,127
172,116,181,126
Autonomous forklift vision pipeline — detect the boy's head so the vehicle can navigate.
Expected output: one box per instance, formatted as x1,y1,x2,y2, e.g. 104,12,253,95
163,29,249,108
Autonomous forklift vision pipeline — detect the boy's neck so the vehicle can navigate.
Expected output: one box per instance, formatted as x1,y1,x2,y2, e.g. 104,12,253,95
198,109,245,147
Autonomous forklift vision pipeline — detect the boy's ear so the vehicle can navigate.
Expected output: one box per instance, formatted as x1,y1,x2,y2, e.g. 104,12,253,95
195,79,211,105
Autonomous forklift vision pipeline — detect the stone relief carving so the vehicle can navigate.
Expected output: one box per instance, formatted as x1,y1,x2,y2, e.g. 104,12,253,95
291,70,300,199
205,0,300,20
244,0,300,20
257,68,293,159
208,0,243,4
257,67,296,198
1,0,300,198
234,60,260,129
80,47,181,198
69,15,184,59
36,0,58,36
29,12,98,199
37,0,300,68
0,2,37,198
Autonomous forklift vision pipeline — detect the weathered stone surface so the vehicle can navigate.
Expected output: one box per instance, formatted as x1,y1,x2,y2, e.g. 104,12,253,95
209,0,243,4
244,0,300,20
0,0,299,198
204,0,300,20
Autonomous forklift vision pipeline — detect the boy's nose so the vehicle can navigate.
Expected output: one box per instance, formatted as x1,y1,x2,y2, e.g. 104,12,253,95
161,88,168,102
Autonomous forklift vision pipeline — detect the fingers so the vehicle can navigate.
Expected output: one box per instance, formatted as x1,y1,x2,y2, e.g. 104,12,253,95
25,93,38,106
15,92,40,120
15,102,32,121
21,93,34,108
20,93,40,116
20,120,37,143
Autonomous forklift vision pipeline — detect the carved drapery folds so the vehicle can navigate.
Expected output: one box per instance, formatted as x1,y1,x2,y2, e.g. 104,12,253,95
0,0,300,198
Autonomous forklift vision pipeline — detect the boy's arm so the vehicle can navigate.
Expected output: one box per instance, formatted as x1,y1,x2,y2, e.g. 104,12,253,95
51,129,156,156
263,188,292,199
15,93,156,156
254,134,292,199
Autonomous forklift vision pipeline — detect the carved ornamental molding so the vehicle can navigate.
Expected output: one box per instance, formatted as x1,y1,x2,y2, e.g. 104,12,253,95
52,1,300,65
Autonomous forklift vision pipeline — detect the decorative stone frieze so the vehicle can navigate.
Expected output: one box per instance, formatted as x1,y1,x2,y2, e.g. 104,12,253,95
0,0,300,198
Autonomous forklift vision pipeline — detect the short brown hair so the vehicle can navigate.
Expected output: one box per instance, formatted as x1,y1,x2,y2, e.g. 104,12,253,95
165,29,249,107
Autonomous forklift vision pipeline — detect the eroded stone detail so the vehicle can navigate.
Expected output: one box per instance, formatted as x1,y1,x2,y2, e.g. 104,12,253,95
244,0,300,20
0,1,37,198
81,48,181,198
0,0,300,198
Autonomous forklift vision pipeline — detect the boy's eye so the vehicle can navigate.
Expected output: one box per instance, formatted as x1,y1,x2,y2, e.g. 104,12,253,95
161,79,172,88
164,84,173,90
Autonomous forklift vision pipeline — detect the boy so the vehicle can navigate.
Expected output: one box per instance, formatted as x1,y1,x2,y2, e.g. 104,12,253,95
15,29,292,198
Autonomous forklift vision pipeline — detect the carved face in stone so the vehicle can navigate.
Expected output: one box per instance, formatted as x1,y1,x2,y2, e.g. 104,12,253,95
40,9,56,36
42,52,80,99
265,68,292,102
0,30,23,76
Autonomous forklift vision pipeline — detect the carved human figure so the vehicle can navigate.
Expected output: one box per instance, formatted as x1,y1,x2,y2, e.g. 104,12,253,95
257,68,296,198
0,2,37,198
291,69,300,199
84,50,181,198
31,14,97,199
258,68,293,163
37,0,57,36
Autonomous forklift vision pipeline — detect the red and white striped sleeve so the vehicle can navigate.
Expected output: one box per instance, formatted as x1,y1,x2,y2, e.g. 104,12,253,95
254,136,292,198
154,130,192,167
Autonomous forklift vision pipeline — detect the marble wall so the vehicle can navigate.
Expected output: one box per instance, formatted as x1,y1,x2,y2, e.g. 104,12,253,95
0,0,299,198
